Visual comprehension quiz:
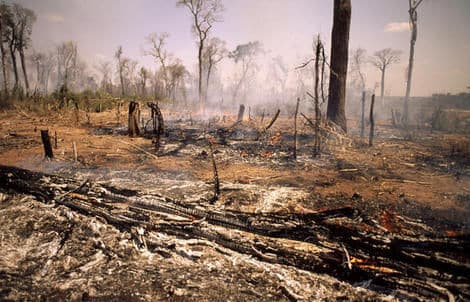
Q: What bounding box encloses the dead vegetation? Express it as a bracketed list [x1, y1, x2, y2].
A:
[0, 104, 469, 301]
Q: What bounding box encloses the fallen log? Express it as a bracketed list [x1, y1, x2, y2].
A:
[0, 165, 468, 301]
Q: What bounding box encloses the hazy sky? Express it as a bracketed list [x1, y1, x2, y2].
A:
[9, 0, 470, 96]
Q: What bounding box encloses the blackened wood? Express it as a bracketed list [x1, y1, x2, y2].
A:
[326, 0, 351, 132]
[128, 101, 140, 137]
[40, 130, 53, 159]
[369, 94, 375, 146]
[360, 91, 365, 137]
[208, 142, 220, 204]
[237, 104, 245, 122]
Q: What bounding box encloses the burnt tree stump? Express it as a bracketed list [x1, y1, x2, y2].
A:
[40, 130, 54, 159]
[147, 102, 164, 152]
[128, 101, 140, 137]
[369, 94, 375, 146]
[237, 104, 245, 122]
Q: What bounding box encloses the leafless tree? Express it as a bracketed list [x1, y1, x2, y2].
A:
[10, 3, 36, 92]
[126, 59, 138, 95]
[202, 37, 226, 102]
[0, 3, 11, 96]
[177, 0, 223, 105]
[31, 50, 55, 94]
[56, 41, 78, 92]
[5, 7, 19, 92]
[370, 48, 401, 106]
[138, 66, 149, 96]
[167, 60, 187, 100]
[114, 45, 128, 96]
[270, 55, 289, 100]
[327, 0, 351, 132]
[96, 60, 113, 94]
[404, 0, 425, 125]
[350, 48, 367, 92]
[145, 32, 171, 97]
[229, 41, 262, 102]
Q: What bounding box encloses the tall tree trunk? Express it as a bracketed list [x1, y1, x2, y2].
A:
[205, 63, 213, 105]
[369, 94, 375, 147]
[198, 41, 204, 107]
[119, 67, 125, 96]
[0, 20, 8, 96]
[9, 43, 19, 92]
[313, 36, 321, 156]
[326, 0, 351, 132]
[404, 8, 418, 126]
[380, 67, 385, 106]
[19, 49, 29, 91]
[360, 91, 365, 138]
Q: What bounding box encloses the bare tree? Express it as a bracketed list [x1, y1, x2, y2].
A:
[56, 41, 78, 93]
[165, 61, 185, 100]
[11, 3, 36, 92]
[126, 59, 138, 96]
[370, 48, 401, 106]
[138, 67, 149, 96]
[42, 51, 55, 94]
[145, 32, 171, 97]
[229, 41, 262, 102]
[177, 0, 223, 105]
[114, 46, 128, 96]
[327, 0, 351, 132]
[404, 0, 425, 125]
[0, 3, 11, 96]
[202, 37, 226, 102]
[96, 60, 112, 93]
[5, 6, 19, 93]
[270, 55, 289, 100]
[350, 48, 367, 92]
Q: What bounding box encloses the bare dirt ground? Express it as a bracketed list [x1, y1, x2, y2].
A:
[0, 105, 469, 301]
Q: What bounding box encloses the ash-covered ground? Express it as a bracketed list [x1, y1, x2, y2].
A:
[0, 108, 469, 301]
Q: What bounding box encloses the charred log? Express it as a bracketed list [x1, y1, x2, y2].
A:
[0, 165, 468, 300]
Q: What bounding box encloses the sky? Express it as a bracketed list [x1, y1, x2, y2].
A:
[9, 0, 470, 96]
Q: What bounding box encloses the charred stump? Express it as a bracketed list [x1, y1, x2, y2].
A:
[208, 140, 220, 204]
[369, 94, 375, 147]
[147, 102, 164, 152]
[40, 130, 54, 159]
[128, 101, 140, 137]
[237, 104, 245, 122]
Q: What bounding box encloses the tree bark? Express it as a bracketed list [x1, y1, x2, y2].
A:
[237, 104, 245, 122]
[128, 101, 140, 137]
[314, 37, 321, 156]
[380, 67, 385, 106]
[0, 18, 8, 97]
[19, 49, 29, 91]
[9, 42, 19, 93]
[198, 39, 204, 107]
[369, 94, 375, 147]
[404, 5, 419, 126]
[40, 130, 54, 159]
[327, 0, 351, 132]
[360, 91, 365, 138]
